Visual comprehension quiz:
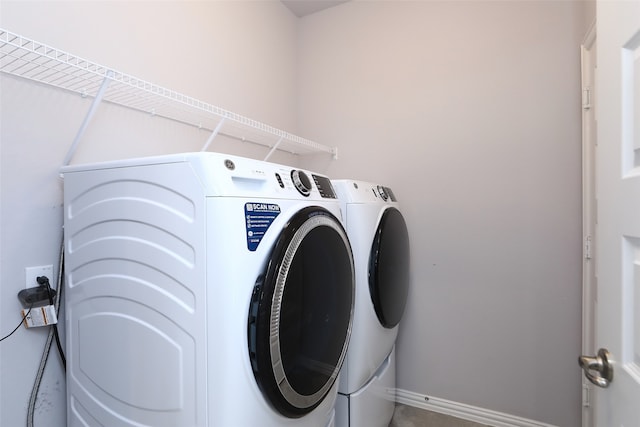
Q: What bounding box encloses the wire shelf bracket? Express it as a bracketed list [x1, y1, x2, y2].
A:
[0, 28, 338, 163]
[200, 118, 226, 153]
[62, 71, 113, 166]
[263, 136, 284, 162]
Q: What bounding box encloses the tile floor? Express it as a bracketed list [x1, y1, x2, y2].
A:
[389, 404, 490, 427]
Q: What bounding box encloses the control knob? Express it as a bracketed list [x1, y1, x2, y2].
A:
[291, 170, 312, 196]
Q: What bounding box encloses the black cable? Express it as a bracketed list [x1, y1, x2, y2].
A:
[28, 241, 65, 427]
[37, 276, 66, 370]
[0, 306, 32, 343]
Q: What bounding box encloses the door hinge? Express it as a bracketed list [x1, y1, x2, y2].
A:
[585, 236, 592, 260]
[582, 87, 592, 110]
[582, 383, 591, 407]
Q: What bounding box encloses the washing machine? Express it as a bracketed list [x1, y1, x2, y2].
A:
[331, 180, 410, 427]
[62, 152, 355, 427]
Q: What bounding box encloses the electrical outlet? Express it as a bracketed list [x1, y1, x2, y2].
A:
[25, 265, 54, 289]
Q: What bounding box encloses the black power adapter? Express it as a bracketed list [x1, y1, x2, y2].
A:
[18, 276, 56, 307]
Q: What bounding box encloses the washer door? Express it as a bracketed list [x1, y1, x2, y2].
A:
[369, 207, 410, 328]
[248, 207, 355, 418]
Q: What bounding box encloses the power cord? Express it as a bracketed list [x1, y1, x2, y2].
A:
[36, 276, 66, 369]
[0, 305, 33, 343]
[26, 240, 65, 427]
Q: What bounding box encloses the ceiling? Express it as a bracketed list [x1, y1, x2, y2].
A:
[281, 0, 349, 17]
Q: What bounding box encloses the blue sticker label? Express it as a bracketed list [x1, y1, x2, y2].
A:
[245, 202, 281, 251]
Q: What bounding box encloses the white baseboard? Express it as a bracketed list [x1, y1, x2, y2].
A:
[394, 389, 558, 427]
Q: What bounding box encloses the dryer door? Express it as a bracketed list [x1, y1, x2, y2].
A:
[248, 207, 355, 418]
[369, 207, 410, 328]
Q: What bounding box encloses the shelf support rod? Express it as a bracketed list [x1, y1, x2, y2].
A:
[200, 118, 226, 152]
[263, 136, 285, 162]
[62, 71, 113, 166]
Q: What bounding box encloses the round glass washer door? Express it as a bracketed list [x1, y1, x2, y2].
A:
[248, 207, 355, 418]
[369, 207, 410, 329]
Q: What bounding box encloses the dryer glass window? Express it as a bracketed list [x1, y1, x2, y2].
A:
[248, 207, 354, 418]
[369, 207, 410, 328]
[279, 225, 353, 393]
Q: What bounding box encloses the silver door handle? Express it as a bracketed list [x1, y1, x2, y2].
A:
[579, 348, 613, 388]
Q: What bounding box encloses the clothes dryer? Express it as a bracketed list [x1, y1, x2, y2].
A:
[62, 152, 355, 426]
[331, 180, 410, 427]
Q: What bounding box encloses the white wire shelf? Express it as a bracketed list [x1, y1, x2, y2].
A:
[0, 28, 337, 161]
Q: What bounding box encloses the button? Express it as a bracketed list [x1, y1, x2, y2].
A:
[377, 185, 389, 201]
[275, 173, 285, 188]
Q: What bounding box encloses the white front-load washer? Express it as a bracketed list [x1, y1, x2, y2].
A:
[62, 152, 355, 427]
[331, 180, 410, 427]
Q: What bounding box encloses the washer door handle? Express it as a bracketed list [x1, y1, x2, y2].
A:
[579, 348, 613, 388]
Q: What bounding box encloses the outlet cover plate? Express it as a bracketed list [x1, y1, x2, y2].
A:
[25, 265, 54, 289]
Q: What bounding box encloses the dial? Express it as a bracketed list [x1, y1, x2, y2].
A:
[291, 170, 312, 196]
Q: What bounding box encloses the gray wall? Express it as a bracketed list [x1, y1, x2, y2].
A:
[0, 2, 298, 425]
[296, 2, 590, 426]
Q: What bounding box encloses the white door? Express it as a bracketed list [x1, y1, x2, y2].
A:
[581, 0, 640, 424]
